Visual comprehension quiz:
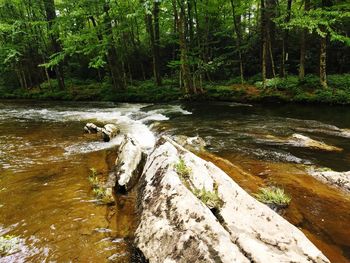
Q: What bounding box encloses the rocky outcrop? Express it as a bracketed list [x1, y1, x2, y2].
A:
[134, 137, 329, 263]
[84, 123, 120, 142]
[308, 167, 350, 193]
[114, 136, 146, 191]
[258, 133, 342, 152]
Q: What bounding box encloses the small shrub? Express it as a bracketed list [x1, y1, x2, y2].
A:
[254, 186, 291, 207]
[0, 235, 20, 256]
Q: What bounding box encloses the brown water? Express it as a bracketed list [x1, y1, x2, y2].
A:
[1, 100, 350, 262]
[0, 101, 174, 262]
[160, 102, 350, 263]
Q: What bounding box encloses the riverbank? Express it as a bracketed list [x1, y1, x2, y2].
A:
[1, 74, 349, 104]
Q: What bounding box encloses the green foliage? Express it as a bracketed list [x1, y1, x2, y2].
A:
[88, 168, 114, 204]
[175, 157, 192, 180]
[193, 185, 224, 210]
[254, 187, 291, 207]
[0, 235, 20, 256]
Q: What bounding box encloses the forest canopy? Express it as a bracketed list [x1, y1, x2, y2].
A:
[0, 0, 349, 101]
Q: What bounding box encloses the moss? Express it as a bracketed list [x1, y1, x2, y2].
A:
[254, 186, 291, 207]
[0, 235, 20, 256]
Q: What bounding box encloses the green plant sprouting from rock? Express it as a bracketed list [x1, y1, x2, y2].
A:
[175, 158, 191, 179]
[175, 158, 223, 211]
[0, 235, 20, 256]
[254, 186, 291, 207]
[88, 168, 114, 205]
[193, 185, 224, 210]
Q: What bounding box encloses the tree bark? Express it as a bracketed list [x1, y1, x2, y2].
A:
[43, 0, 65, 90]
[298, 0, 310, 81]
[153, 1, 162, 86]
[230, 0, 244, 84]
[178, 0, 195, 95]
[281, 0, 292, 78]
[320, 35, 327, 88]
[103, 2, 125, 90]
[261, 0, 267, 88]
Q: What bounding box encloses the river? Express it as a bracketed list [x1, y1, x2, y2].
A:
[0, 100, 349, 262]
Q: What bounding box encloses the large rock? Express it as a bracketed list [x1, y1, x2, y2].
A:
[114, 135, 146, 191]
[308, 167, 350, 193]
[135, 137, 329, 263]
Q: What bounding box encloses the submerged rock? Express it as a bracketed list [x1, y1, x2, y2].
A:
[289, 134, 342, 152]
[114, 135, 146, 191]
[308, 167, 350, 193]
[258, 133, 342, 152]
[135, 136, 329, 263]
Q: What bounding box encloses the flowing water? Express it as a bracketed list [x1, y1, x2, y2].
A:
[0, 100, 349, 262]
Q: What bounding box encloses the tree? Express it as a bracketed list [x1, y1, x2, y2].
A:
[43, 0, 65, 90]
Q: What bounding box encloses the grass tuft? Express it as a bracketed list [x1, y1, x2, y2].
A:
[175, 158, 191, 180]
[193, 185, 224, 210]
[254, 186, 291, 207]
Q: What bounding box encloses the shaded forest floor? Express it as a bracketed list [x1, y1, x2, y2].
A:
[1, 74, 350, 105]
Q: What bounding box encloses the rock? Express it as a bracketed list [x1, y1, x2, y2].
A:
[289, 134, 342, 152]
[257, 133, 342, 152]
[114, 135, 146, 191]
[84, 123, 102, 134]
[135, 136, 329, 263]
[101, 124, 120, 142]
[340, 128, 350, 138]
[308, 167, 350, 193]
[173, 135, 207, 152]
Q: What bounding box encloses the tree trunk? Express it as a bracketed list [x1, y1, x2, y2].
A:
[103, 2, 125, 90]
[320, 35, 327, 88]
[281, 0, 292, 78]
[43, 0, 65, 90]
[178, 0, 195, 95]
[261, 0, 267, 88]
[230, 0, 244, 84]
[299, 0, 310, 81]
[153, 1, 162, 86]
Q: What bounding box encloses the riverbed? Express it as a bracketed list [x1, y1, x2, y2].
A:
[0, 100, 349, 262]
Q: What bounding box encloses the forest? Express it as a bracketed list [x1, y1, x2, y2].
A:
[0, 0, 349, 103]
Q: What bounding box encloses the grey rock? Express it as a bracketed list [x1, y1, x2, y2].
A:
[135, 136, 329, 263]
